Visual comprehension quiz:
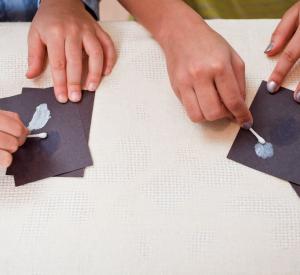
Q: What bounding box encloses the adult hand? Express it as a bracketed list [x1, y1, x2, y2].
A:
[265, 1, 300, 102]
[27, 0, 116, 103]
[159, 17, 253, 128]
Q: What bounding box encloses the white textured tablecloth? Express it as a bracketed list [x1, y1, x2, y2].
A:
[0, 20, 299, 275]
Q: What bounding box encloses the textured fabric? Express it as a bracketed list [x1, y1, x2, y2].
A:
[0, 0, 99, 21]
[184, 0, 296, 18]
[0, 20, 299, 274]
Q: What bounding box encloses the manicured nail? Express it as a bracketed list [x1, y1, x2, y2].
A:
[70, 91, 81, 102]
[267, 81, 279, 94]
[56, 93, 68, 104]
[294, 91, 300, 103]
[264, 42, 274, 53]
[242, 121, 253, 130]
[87, 82, 97, 92]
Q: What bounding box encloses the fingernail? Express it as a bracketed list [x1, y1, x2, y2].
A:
[56, 93, 68, 104]
[294, 91, 300, 103]
[70, 91, 81, 102]
[267, 80, 279, 94]
[242, 121, 253, 130]
[264, 42, 274, 53]
[87, 82, 97, 92]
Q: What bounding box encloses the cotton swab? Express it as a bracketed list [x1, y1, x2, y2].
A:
[249, 128, 266, 145]
[27, 132, 48, 139]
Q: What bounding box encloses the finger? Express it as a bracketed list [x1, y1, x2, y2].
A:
[180, 88, 204, 123]
[293, 82, 300, 103]
[194, 80, 231, 121]
[267, 28, 300, 94]
[83, 32, 104, 92]
[0, 150, 12, 168]
[215, 66, 253, 128]
[0, 111, 28, 145]
[65, 35, 83, 102]
[26, 28, 46, 79]
[95, 26, 117, 76]
[231, 53, 246, 100]
[0, 131, 19, 153]
[47, 37, 68, 103]
[265, 5, 299, 56]
[0, 112, 28, 143]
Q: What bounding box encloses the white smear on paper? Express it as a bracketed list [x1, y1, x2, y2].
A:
[254, 142, 274, 160]
[27, 103, 51, 131]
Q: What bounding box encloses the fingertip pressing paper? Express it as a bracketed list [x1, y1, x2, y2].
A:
[228, 81, 300, 196]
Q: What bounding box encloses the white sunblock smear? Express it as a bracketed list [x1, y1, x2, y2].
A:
[27, 103, 51, 131]
[254, 142, 274, 160]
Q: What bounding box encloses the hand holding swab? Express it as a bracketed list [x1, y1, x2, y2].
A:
[27, 132, 48, 139]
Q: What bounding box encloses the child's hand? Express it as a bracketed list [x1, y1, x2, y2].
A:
[0, 111, 28, 168]
[266, 1, 300, 101]
[27, 0, 116, 103]
[159, 18, 252, 128]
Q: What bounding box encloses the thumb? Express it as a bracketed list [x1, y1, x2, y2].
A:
[26, 28, 46, 79]
[264, 4, 299, 56]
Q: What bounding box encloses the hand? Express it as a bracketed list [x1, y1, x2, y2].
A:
[158, 16, 253, 128]
[0, 111, 28, 168]
[26, 0, 116, 103]
[265, 1, 300, 101]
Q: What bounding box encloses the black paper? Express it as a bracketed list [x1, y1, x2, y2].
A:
[228, 81, 300, 187]
[291, 183, 300, 197]
[21, 87, 95, 177]
[0, 91, 93, 186]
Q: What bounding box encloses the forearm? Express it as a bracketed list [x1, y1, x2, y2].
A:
[118, 0, 207, 46]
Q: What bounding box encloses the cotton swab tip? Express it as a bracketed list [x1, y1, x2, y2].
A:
[257, 136, 266, 145]
[249, 128, 266, 145]
[27, 132, 48, 139]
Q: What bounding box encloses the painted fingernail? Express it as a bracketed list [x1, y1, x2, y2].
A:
[264, 42, 274, 53]
[56, 93, 68, 104]
[87, 82, 97, 92]
[294, 91, 300, 103]
[267, 81, 279, 94]
[70, 91, 81, 102]
[242, 121, 253, 130]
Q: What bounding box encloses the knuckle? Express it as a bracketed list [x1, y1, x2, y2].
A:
[8, 138, 19, 153]
[282, 49, 297, 64]
[67, 51, 82, 64]
[7, 111, 20, 120]
[189, 65, 205, 79]
[52, 59, 66, 71]
[188, 109, 204, 123]
[88, 72, 101, 83]
[14, 123, 25, 137]
[226, 98, 242, 112]
[48, 24, 64, 37]
[272, 67, 285, 81]
[68, 25, 80, 36]
[205, 108, 224, 121]
[68, 81, 81, 87]
[89, 46, 102, 57]
[175, 72, 192, 88]
[210, 62, 226, 75]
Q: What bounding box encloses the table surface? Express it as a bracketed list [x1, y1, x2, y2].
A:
[0, 20, 299, 275]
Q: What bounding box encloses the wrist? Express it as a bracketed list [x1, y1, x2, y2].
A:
[154, 5, 208, 48]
